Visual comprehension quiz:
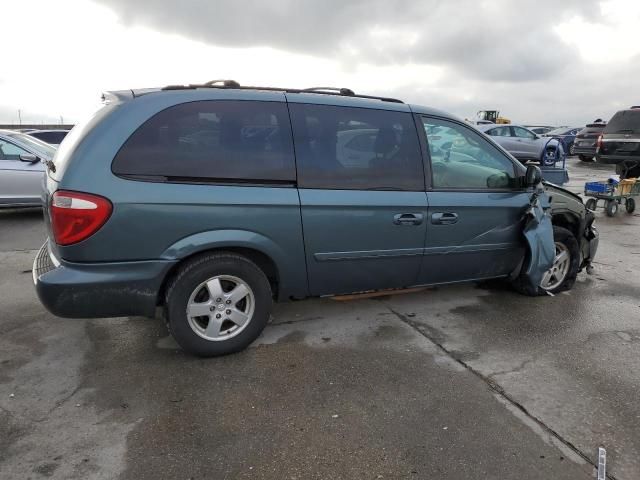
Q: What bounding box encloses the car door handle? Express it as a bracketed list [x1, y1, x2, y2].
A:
[393, 213, 424, 226]
[431, 212, 458, 225]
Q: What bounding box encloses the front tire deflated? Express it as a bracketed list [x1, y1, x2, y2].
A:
[165, 252, 273, 357]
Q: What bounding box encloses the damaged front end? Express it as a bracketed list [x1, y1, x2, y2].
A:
[521, 184, 556, 291]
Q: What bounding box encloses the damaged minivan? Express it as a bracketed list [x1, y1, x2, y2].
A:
[33, 81, 599, 356]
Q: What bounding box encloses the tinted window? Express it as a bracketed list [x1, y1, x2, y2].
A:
[290, 104, 423, 190]
[113, 100, 295, 182]
[513, 127, 536, 139]
[423, 117, 516, 189]
[0, 139, 29, 160]
[31, 131, 68, 144]
[605, 110, 640, 134]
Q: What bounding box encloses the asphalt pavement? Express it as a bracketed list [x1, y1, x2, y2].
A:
[1, 158, 638, 479]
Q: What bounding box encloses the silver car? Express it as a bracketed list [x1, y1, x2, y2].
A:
[0, 130, 55, 207]
[477, 124, 564, 166]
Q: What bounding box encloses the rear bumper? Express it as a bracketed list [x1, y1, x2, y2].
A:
[33, 241, 176, 318]
[572, 146, 596, 156]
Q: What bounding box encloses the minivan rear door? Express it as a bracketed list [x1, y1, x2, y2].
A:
[418, 116, 528, 284]
[288, 98, 428, 296]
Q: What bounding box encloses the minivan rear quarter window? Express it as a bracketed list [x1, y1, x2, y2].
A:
[289, 104, 424, 190]
[113, 100, 295, 183]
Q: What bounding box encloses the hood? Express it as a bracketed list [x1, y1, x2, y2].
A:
[543, 181, 582, 203]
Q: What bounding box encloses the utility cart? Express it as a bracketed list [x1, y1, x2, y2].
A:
[584, 179, 640, 216]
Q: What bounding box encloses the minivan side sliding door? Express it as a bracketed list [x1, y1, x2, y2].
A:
[418, 116, 529, 285]
[289, 101, 428, 296]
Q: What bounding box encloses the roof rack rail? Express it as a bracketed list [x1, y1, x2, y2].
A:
[303, 87, 355, 96]
[161, 80, 404, 103]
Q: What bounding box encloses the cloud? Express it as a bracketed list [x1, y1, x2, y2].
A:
[97, 0, 599, 82]
[2, 0, 638, 126]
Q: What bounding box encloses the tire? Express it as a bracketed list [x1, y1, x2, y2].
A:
[578, 155, 593, 162]
[616, 163, 640, 179]
[165, 252, 273, 357]
[626, 197, 636, 214]
[585, 198, 597, 211]
[569, 143, 575, 156]
[542, 154, 556, 167]
[513, 226, 580, 296]
[606, 199, 618, 217]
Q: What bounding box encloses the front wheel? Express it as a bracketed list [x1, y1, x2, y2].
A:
[513, 226, 580, 296]
[606, 200, 618, 217]
[165, 252, 273, 357]
[578, 155, 593, 162]
[569, 143, 575, 156]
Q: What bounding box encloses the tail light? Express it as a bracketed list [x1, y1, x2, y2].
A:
[596, 134, 603, 152]
[50, 190, 112, 245]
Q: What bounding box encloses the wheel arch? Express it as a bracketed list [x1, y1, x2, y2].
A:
[551, 211, 582, 239]
[156, 229, 310, 306]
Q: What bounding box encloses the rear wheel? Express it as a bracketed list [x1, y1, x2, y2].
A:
[165, 252, 273, 357]
[606, 200, 618, 217]
[626, 197, 636, 214]
[569, 143, 575, 156]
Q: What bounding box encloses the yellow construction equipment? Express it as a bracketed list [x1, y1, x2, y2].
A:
[477, 110, 511, 124]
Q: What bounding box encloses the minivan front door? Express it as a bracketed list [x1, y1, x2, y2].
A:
[0, 139, 45, 206]
[419, 116, 529, 284]
[288, 100, 427, 296]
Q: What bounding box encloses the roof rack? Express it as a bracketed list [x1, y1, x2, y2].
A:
[161, 80, 404, 104]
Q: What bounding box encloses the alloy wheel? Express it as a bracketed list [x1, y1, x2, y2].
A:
[186, 275, 255, 341]
[540, 242, 570, 291]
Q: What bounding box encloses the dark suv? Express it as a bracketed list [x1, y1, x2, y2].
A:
[597, 107, 640, 178]
[33, 81, 598, 356]
[574, 121, 607, 162]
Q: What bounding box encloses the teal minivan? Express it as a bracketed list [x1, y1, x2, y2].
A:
[33, 81, 598, 356]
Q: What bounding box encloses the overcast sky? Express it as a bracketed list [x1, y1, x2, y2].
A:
[2, 0, 638, 126]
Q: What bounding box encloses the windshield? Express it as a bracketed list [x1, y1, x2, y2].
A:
[605, 110, 640, 134]
[6, 132, 57, 158]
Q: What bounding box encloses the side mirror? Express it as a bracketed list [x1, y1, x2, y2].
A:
[19, 153, 39, 163]
[524, 165, 542, 187]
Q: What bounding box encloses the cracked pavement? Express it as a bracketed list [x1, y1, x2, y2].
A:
[1, 159, 639, 479]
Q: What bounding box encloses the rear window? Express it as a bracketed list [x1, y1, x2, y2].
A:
[605, 110, 640, 134]
[289, 104, 423, 190]
[112, 100, 295, 183]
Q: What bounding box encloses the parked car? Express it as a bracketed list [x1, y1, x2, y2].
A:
[524, 125, 555, 135]
[28, 129, 70, 146]
[477, 124, 565, 166]
[543, 127, 581, 155]
[33, 82, 598, 356]
[0, 130, 55, 207]
[574, 122, 607, 162]
[596, 107, 640, 178]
